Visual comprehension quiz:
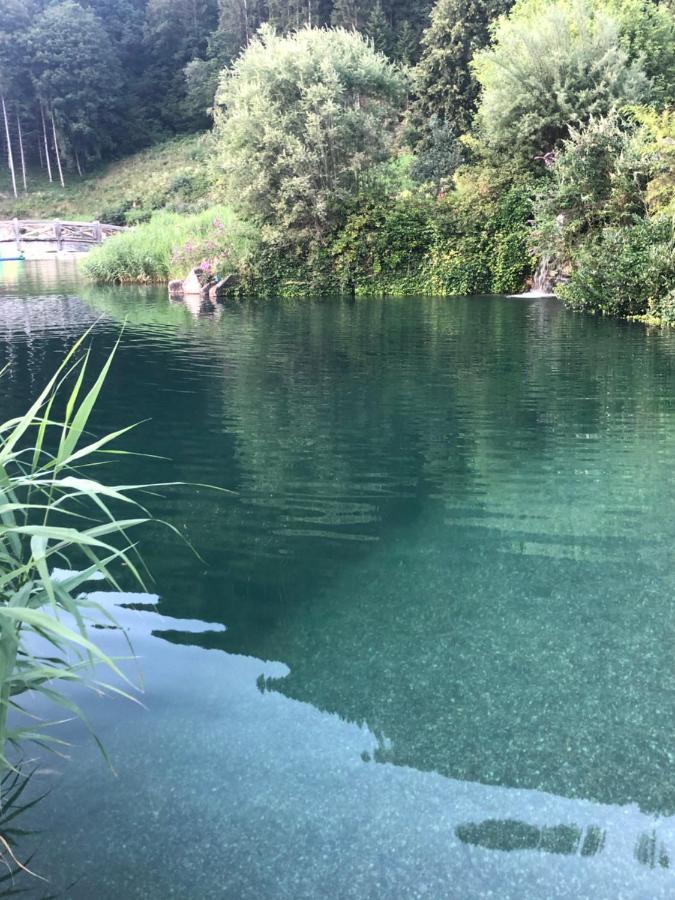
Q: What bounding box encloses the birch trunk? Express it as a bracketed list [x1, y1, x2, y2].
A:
[16, 115, 27, 191]
[41, 104, 53, 183]
[50, 112, 65, 187]
[1, 96, 17, 199]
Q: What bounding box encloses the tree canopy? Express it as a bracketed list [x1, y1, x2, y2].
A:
[214, 25, 406, 243]
[473, 0, 649, 162]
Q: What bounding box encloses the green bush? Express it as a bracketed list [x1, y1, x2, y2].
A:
[557, 217, 675, 317]
[237, 183, 534, 298]
[473, 0, 649, 164]
[330, 197, 436, 295]
[214, 25, 406, 245]
[426, 185, 534, 295]
[532, 114, 649, 263]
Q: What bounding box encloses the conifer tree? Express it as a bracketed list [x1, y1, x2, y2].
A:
[331, 0, 364, 29]
[411, 0, 514, 141]
[366, 1, 393, 54]
[394, 20, 418, 64]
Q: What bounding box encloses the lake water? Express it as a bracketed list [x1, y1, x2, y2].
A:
[0, 261, 674, 898]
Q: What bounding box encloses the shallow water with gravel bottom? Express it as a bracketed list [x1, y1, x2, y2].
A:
[0, 260, 674, 898]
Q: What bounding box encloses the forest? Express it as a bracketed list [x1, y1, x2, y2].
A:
[1, 0, 674, 319]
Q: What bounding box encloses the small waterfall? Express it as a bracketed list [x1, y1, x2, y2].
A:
[532, 254, 554, 295]
[509, 254, 556, 298]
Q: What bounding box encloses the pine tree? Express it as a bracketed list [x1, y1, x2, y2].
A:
[331, 0, 363, 30]
[394, 19, 417, 64]
[366, 1, 393, 55]
[268, 0, 320, 31]
[411, 0, 514, 142]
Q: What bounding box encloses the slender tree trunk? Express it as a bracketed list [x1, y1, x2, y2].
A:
[1, 96, 17, 199]
[243, 0, 249, 42]
[16, 115, 27, 191]
[41, 104, 53, 183]
[50, 111, 65, 188]
[74, 148, 83, 177]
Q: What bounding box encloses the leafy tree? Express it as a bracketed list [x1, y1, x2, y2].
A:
[514, 0, 675, 108]
[27, 1, 125, 167]
[473, 0, 649, 164]
[213, 25, 406, 243]
[410, 0, 514, 142]
[629, 105, 675, 216]
[0, 0, 35, 100]
[141, 0, 219, 132]
[604, 0, 675, 108]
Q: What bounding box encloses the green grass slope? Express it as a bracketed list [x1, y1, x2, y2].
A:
[0, 134, 215, 222]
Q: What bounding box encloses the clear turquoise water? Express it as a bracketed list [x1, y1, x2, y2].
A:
[0, 261, 674, 898]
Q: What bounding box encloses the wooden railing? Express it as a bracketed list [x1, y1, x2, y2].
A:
[0, 219, 126, 250]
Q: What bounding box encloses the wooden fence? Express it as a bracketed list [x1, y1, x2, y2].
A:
[0, 219, 126, 251]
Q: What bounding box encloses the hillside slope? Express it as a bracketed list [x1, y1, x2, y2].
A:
[0, 134, 215, 223]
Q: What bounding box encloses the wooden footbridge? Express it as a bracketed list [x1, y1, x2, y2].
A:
[0, 218, 125, 257]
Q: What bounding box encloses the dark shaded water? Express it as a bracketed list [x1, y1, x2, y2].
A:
[0, 260, 674, 898]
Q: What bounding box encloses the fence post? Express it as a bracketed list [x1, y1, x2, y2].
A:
[53, 219, 62, 251]
[12, 218, 20, 252]
[94, 220, 102, 243]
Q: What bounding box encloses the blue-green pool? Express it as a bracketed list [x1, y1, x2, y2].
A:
[0, 261, 674, 898]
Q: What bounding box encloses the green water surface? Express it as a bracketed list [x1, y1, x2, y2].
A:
[0, 261, 673, 898]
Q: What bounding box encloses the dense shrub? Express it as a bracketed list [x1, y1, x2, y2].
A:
[473, 0, 648, 164]
[557, 218, 675, 318]
[237, 184, 534, 298]
[532, 114, 650, 264]
[213, 25, 406, 245]
[330, 197, 436, 295]
[629, 106, 675, 217]
[427, 185, 534, 295]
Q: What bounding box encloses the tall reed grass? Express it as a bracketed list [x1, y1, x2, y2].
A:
[0, 329, 160, 776]
[82, 206, 257, 284]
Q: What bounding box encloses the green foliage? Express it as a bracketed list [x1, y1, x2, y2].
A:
[604, 0, 675, 108]
[213, 25, 406, 245]
[0, 332, 151, 771]
[473, 0, 649, 164]
[83, 206, 256, 282]
[410, 116, 463, 190]
[331, 196, 436, 294]
[426, 184, 534, 295]
[27, 1, 125, 165]
[629, 105, 675, 216]
[0, 134, 212, 220]
[240, 239, 341, 297]
[411, 0, 514, 141]
[366, 1, 394, 55]
[238, 183, 534, 297]
[558, 217, 675, 318]
[533, 114, 650, 263]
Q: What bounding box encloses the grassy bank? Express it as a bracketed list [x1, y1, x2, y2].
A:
[82, 206, 257, 283]
[83, 183, 535, 296]
[0, 134, 214, 223]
